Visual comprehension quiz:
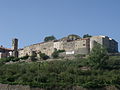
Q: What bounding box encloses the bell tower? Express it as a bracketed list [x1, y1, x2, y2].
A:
[12, 38, 18, 57]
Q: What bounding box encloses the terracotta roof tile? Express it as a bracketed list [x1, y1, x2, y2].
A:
[0, 47, 13, 51]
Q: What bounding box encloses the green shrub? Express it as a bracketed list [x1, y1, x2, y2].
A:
[0, 56, 120, 88]
[20, 55, 29, 60]
[0, 56, 20, 63]
[88, 43, 109, 69]
[52, 51, 59, 58]
[39, 53, 49, 60]
[30, 55, 37, 61]
[52, 49, 65, 59]
[44, 36, 56, 42]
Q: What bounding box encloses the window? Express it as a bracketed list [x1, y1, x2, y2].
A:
[43, 48, 46, 50]
[83, 44, 86, 46]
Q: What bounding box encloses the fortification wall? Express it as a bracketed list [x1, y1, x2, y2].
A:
[109, 39, 118, 52]
[90, 36, 103, 51]
[62, 41, 75, 51]
[75, 48, 89, 54]
[53, 41, 63, 50]
[75, 40, 86, 49]
[18, 39, 91, 57]
[18, 41, 54, 57]
[18, 36, 118, 58]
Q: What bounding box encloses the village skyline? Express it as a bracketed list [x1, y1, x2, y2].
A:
[0, 0, 120, 50]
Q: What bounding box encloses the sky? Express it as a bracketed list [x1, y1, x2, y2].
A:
[0, 0, 120, 50]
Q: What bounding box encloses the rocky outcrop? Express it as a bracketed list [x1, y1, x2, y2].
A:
[0, 84, 119, 90]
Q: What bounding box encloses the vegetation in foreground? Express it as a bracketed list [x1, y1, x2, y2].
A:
[0, 44, 120, 89]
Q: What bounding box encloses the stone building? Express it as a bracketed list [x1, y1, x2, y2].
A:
[18, 35, 118, 58]
[0, 35, 118, 59]
[90, 36, 118, 53]
[109, 38, 118, 53]
[0, 38, 18, 58]
[0, 46, 13, 58]
[18, 41, 55, 57]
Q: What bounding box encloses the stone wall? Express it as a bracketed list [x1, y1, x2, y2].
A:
[18, 38, 94, 57]
[90, 36, 103, 51]
[109, 38, 118, 53]
[74, 38, 90, 54]
[75, 48, 89, 55]
[75, 39, 88, 49]
[0, 84, 119, 90]
[19, 41, 55, 57]
[62, 41, 75, 51]
[18, 35, 118, 58]
[90, 36, 118, 53]
[53, 41, 63, 50]
[0, 48, 11, 58]
[0, 84, 30, 90]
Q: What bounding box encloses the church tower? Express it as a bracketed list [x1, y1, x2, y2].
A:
[12, 38, 18, 57]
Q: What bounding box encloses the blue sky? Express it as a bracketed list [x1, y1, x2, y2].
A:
[0, 0, 120, 50]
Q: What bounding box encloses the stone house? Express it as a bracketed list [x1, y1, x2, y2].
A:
[0, 38, 18, 58]
[0, 46, 13, 58]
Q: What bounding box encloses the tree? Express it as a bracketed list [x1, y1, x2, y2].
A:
[20, 55, 29, 60]
[44, 36, 56, 42]
[30, 55, 37, 61]
[52, 50, 59, 59]
[52, 48, 59, 58]
[52, 49, 65, 59]
[83, 34, 92, 38]
[88, 43, 109, 69]
[39, 53, 49, 60]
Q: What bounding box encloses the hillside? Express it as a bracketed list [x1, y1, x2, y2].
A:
[0, 44, 120, 89]
[0, 56, 120, 89]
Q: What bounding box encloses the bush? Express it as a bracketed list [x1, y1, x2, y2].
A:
[20, 55, 29, 60]
[104, 56, 120, 69]
[88, 43, 109, 69]
[83, 34, 92, 38]
[39, 53, 49, 60]
[12, 57, 20, 62]
[30, 55, 37, 61]
[0, 56, 20, 63]
[52, 49, 65, 59]
[44, 36, 56, 42]
[0, 54, 120, 89]
[52, 51, 59, 59]
[75, 54, 86, 59]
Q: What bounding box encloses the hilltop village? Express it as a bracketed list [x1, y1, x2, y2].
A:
[0, 34, 120, 90]
[0, 34, 118, 59]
